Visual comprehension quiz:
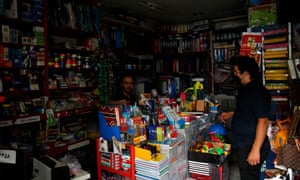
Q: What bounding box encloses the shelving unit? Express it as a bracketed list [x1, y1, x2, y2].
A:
[97, 14, 156, 96]
[212, 27, 245, 95]
[0, 14, 46, 121]
[0, 6, 48, 171]
[0, 0, 154, 162]
[35, 1, 103, 159]
[153, 28, 210, 73]
[0, 2, 103, 169]
[46, 21, 99, 110]
[261, 23, 292, 117]
[153, 22, 212, 96]
[210, 16, 248, 95]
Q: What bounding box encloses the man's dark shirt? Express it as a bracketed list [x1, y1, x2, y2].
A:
[231, 80, 271, 149]
[112, 91, 137, 105]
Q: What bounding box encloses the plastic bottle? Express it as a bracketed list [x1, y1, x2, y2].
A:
[60, 53, 65, 68]
[71, 54, 77, 68]
[65, 53, 72, 69]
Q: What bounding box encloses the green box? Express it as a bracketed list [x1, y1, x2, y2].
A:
[248, 3, 277, 27]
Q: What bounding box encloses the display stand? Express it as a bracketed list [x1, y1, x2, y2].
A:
[187, 119, 230, 180]
[95, 137, 135, 180]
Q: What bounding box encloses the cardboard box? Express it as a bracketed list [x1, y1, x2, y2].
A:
[188, 150, 226, 164]
[33, 156, 69, 180]
[196, 100, 205, 112]
[248, 3, 277, 27]
[2, 25, 10, 42]
[188, 141, 231, 164]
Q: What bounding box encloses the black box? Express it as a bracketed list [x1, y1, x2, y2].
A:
[188, 150, 227, 164]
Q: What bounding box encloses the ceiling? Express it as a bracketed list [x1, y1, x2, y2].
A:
[100, 0, 249, 24]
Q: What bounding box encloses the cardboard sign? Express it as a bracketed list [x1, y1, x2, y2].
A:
[0, 149, 16, 164]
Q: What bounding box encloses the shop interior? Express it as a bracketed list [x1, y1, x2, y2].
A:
[0, 0, 300, 179]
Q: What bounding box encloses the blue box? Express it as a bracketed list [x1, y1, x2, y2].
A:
[98, 111, 120, 141]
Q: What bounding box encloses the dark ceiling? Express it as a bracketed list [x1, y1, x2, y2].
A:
[100, 0, 249, 24]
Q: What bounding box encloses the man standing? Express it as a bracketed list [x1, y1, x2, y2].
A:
[109, 74, 138, 105]
[221, 56, 271, 180]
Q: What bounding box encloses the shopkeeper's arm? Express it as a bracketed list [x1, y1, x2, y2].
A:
[220, 111, 234, 123]
[108, 99, 128, 105]
[247, 117, 269, 166]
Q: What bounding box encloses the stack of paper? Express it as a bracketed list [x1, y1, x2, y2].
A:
[135, 154, 169, 180]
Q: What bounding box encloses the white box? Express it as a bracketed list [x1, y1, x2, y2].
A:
[33, 156, 69, 180]
[2, 25, 10, 42]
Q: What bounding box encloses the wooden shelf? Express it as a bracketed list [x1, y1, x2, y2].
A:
[0, 114, 44, 127]
[47, 25, 98, 38]
[45, 139, 91, 157]
[101, 17, 155, 33]
[0, 15, 43, 27]
[71, 169, 91, 180]
[54, 106, 97, 118]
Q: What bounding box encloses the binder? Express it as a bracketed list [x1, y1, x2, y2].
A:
[98, 109, 121, 141]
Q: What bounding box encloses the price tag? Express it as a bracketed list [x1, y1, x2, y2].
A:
[0, 149, 16, 164]
[14, 115, 40, 125]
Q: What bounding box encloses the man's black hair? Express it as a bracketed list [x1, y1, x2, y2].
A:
[119, 73, 135, 83]
[230, 55, 260, 80]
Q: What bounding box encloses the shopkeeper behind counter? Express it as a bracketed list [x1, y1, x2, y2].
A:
[109, 74, 138, 106]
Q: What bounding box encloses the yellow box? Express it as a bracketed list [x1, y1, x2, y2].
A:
[183, 101, 195, 111]
[135, 146, 152, 160]
[133, 135, 147, 145]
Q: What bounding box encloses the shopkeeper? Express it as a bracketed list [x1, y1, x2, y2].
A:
[109, 74, 138, 105]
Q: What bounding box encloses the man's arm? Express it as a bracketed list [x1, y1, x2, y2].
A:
[108, 99, 128, 105]
[247, 117, 269, 166]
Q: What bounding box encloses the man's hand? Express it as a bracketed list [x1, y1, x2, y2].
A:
[247, 149, 260, 166]
[220, 112, 234, 123]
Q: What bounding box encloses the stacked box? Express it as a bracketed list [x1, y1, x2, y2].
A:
[101, 152, 122, 170]
[177, 119, 201, 154]
[36, 48, 45, 66]
[168, 160, 179, 180]
[188, 145, 230, 180]
[2, 25, 9, 43]
[21, 0, 43, 23]
[188, 146, 228, 164]
[3, 0, 17, 18]
[178, 159, 188, 179]
[3, 47, 11, 67]
[9, 28, 19, 43]
[160, 135, 185, 160]
[10, 48, 22, 67]
[33, 26, 44, 46]
[159, 135, 186, 179]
